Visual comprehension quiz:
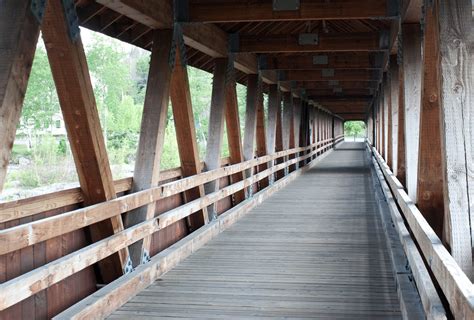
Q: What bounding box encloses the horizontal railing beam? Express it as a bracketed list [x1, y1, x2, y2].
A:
[0, 140, 334, 311]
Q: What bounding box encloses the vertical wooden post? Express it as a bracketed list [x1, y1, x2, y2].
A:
[282, 92, 292, 173]
[438, 0, 473, 278]
[376, 95, 380, 150]
[204, 58, 228, 220]
[42, 0, 129, 281]
[125, 30, 174, 266]
[380, 91, 385, 157]
[416, 1, 445, 239]
[0, 0, 40, 193]
[255, 90, 268, 189]
[397, 52, 407, 186]
[266, 84, 279, 182]
[402, 23, 422, 202]
[390, 55, 399, 174]
[275, 91, 284, 179]
[385, 72, 392, 168]
[170, 45, 209, 230]
[0, 2, 40, 318]
[242, 74, 259, 194]
[291, 97, 301, 170]
[224, 71, 245, 204]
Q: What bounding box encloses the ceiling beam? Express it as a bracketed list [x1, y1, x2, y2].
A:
[259, 53, 384, 70]
[305, 89, 374, 96]
[291, 81, 379, 90]
[235, 31, 389, 53]
[187, 0, 396, 23]
[279, 70, 381, 82]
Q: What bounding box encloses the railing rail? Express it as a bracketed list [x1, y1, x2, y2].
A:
[0, 138, 337, 312]
[368, 142, 474, 319]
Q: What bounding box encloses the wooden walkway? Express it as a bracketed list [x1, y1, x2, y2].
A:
[110, 142, 402, 319]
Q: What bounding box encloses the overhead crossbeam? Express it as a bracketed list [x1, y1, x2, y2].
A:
[186, 0, 397, 23]
[292, 81, 378, 90]
[259, 53, 385, 70]
[233, 31, 390, 53]
[279, 70, 381, 82]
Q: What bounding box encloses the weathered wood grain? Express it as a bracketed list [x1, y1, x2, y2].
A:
[42, 0, 129, 281]
[438, 0, 473, 279]
[401, 23, 422, 202]
[0, 0, 40, 193]
[170, 45, 209, 229]
[126, 29, 174, 266]
[373, 147, 474, 318]
[105, 142, 403, 319]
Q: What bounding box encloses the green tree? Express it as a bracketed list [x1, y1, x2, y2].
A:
[344, 121, 366, 140]
[22, 43, 60, 132]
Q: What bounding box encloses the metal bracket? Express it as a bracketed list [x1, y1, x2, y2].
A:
[273, 0, 300, 11]
[170, 23, 187, 67]
[31, 0, 47, 24]
[386, 0, 400, 17]
[174, 0, 189, 22]
[379, 30, 390, 50]
[313, 55, 328, 65]
[257, 55, 268, 70]
[141, 250, 151, 265]
[268, 173, 275, 185]
[225, 53, 235, 85]
[61, 0, 80, 42]
[277, 70, 286, 82]
[321, 68, 335, 77]
[229, 33, 240, 53]
[124, 257, 134, 274]
[298, 33, 319, 45]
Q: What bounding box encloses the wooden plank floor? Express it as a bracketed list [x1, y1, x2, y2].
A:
[110, 142, 402, 319]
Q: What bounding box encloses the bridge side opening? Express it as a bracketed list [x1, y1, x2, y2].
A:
[0, 0, 473, 319]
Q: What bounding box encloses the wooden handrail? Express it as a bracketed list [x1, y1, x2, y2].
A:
[0, 141, 331, 311]
[370, 145, 474, 318]
[0, 140, 332, 255]
[0, 158, 232, 223]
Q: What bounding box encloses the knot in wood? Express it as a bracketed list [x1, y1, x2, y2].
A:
[452, 83, 463, 94]
[429, 94, 438, 103]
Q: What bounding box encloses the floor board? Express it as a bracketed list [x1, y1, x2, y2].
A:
[110, 142, 402, 319]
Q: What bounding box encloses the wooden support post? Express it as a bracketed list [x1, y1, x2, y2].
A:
[0, 1, 40, 193]
[282, 92, 293, 174]
[438, 0, 473, 278]
[170, 45, 209, 230]
[390, 56, 399, 174]
[255, 90, 268, 189]
[416, 1, 445, 240]
[380, 91, 385, 158]
[266, 84, 279, 182]
[397, 55, 407, 186]
[224, 73, 245, 204]
[42, 0, 129, 282]
[204, 58, 228, 220]
[242, 74, 259, 194]
[402, 23, 422, 202]
[275, 93, 284, 179]
[125, 30, 174, 266]
[375, 96, 380, 150]
[291, 98, 301, 170]
[385, 72, 392, 168]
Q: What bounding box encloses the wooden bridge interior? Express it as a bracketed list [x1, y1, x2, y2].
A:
[0, 0, 473, 319]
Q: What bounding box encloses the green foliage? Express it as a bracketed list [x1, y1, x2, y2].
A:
[21, 44, 59, 130]
[344, 121, 366, 139]
[5, 29, 253, 196]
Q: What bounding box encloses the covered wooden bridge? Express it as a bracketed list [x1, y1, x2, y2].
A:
[0, 0, 473, 319]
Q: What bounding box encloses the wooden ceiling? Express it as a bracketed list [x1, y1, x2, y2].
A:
[75, 0, 416, 120]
